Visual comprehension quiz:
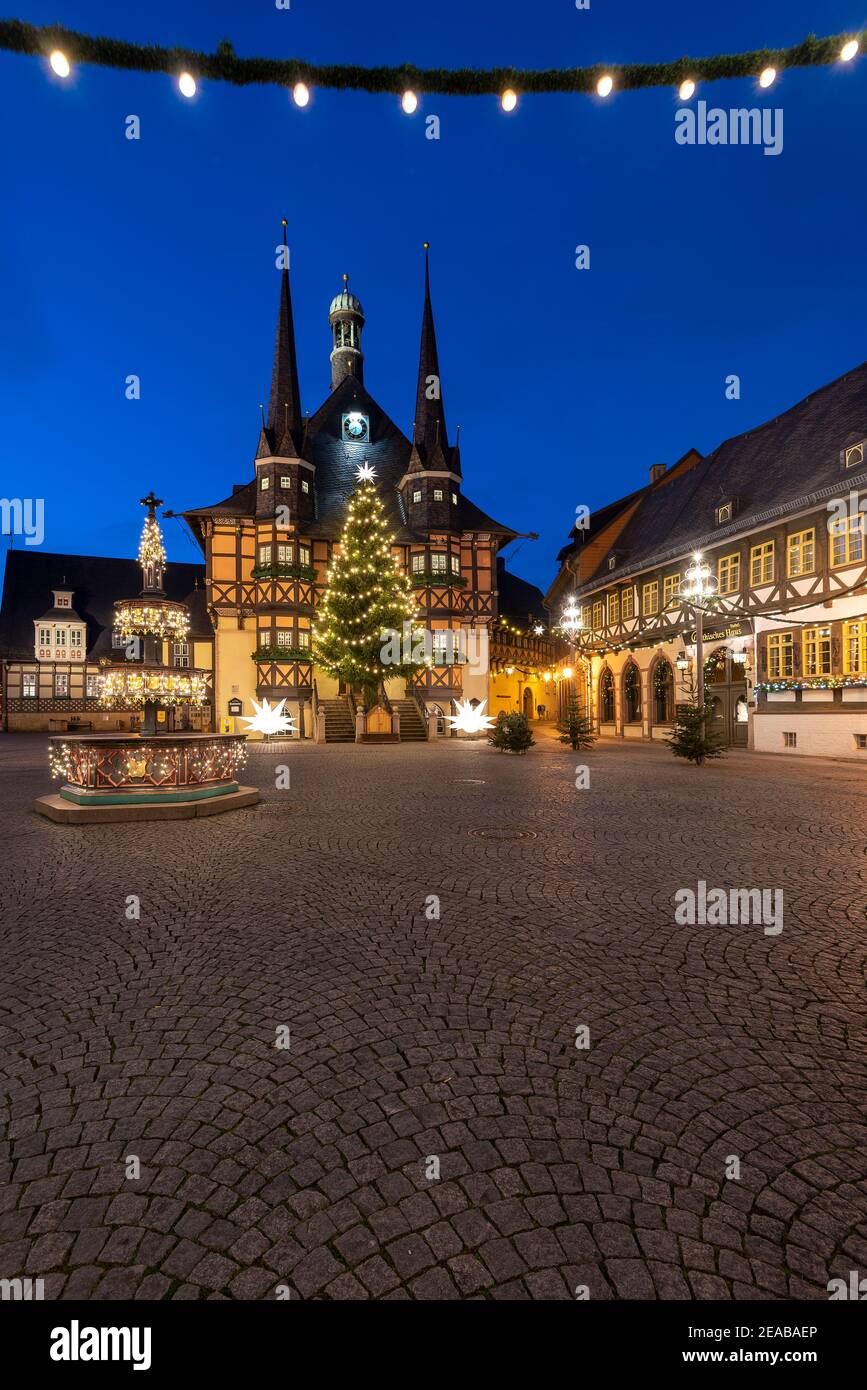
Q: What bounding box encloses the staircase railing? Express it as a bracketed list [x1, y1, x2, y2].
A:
[377, 683, 393, 716]
[346, 688, 357, 720]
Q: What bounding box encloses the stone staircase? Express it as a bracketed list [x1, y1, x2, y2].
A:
[320, 696, 355, 743]
[392, 699, 428, 742]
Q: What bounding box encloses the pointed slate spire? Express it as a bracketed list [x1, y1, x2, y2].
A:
[267, 220, 302, 456]
[413, 243, 449, 467]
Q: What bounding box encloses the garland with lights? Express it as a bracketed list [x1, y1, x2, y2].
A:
[312, 480, 424, 704]
[2, 20, 861, 100]
[755, 675, 867, 692]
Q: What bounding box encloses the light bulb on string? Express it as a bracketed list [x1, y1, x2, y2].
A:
[597, 74, 614, 97]
[678, 79, 696, 101]
[49, 50, 71, 79]
[401, 89, 419, 114]
[178, 71, 197, 98]
[293, 81, 310, 106]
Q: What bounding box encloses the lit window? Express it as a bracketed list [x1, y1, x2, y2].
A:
[71, 629, 83, 647]
[39, 627, 51, 646]
[767, 632, 794, 679]
[715, 502, 732, 525]
[844, 618, 867, 674]
[642, 581, 659, 615]
[277, 543, 293, 563]
[803, 626, 832, 676]
[582, 605, 592, 630]
[592, 600, 603, 631]
[608, 591, 619, 624]
[433, 488, 444, 502]
[431, 553, 447, 575]
[280, 475, 291, 488]
[261, 476, 270, 490]
[23, 672, 37, 697]
[830, 514, 865, 567]
[55, 673, 68, 697]
[86, 674, 98, 698]
[717, 553, 741, 595]
[844, 441, 865, 470]
[750, 541, 774, 586]
[450, 554, 460, 575]
[173, 642, 190, 669]
[787, 529, 815, 576]
[783, 731, 797, 749]
[297, 630, 310, 650]
[301, 479, 310, 494]
[621, 588, 635, 619]
[112, 632, 126, 648]
[411, 553, 425, 574]
[259, 545, 272, 565]
[276, 630, 292, 647]
[55, 629, 66, 647]
[298, 544, 311, 566]
[451, 492, 458, 505]
[608, 556, 617, 571]
[663, 573, 681, 607]
[412, 489, 422, 504]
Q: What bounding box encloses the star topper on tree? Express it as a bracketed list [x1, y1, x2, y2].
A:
[355, 461, 377, 484]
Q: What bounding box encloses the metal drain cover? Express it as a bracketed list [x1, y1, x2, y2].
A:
[468, 828, 537, 840]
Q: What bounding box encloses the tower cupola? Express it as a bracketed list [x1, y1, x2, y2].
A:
[329, 274, 365, 390]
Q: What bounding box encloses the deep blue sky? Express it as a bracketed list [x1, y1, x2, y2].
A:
[1, 1, 865, 595]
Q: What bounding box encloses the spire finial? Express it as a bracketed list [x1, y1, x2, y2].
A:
[343, 272, 349, 289]
[139, 490, 163, 516]
[281, 217, 288, 247]
[259, 403, 265, 428]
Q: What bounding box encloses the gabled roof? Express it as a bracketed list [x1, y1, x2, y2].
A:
[496, 558, 547, 624]
[0, 551, 208, 661]
[578, 363, 867, 588]
[412, 249, 455, 473]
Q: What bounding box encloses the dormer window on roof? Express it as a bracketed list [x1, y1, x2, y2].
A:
[608, 556, 617, 571]
[843, 439, 865, 470]
[715, 500, 734, 525]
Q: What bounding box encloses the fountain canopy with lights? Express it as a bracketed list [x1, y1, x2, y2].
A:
[35, 494, 260, 822]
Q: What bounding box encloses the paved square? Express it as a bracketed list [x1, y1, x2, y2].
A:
[1, 733, 865, 1300]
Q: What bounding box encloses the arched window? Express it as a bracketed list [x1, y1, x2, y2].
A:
[653, 659, 674, 724]
[599, 668, 615, 723]
[623, 663, 642, 722]
[704, 647, 729, 683]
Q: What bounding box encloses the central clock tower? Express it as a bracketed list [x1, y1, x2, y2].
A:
[329, 275, 365, 390]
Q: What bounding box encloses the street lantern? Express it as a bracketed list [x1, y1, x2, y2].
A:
[681, 552, 718, 730]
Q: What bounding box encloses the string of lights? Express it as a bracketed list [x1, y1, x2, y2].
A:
[3, 20, 861, 111]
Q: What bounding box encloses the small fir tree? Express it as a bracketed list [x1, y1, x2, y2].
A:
[665, 696, 725, 765]
[489, 711, 535, 754]
[557, 695, 596, 750]
[313, 481, 422, 707]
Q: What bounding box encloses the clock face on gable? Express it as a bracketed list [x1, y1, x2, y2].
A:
[342, 411, 369, 443]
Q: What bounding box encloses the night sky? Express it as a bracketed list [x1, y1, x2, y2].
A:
[2, 0, 865, 596]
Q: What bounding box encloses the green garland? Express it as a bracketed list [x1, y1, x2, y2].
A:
[0, 19, 861, 96]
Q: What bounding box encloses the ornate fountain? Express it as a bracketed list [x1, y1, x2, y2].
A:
[36, 494, 259, 822]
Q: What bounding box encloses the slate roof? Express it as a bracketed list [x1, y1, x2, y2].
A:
[496, 558, 547, 625]
[0, 552, 208, 661]
[570, 362, 867, 593]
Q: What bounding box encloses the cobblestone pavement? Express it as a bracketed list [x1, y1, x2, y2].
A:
[1, 731, 865, 1301]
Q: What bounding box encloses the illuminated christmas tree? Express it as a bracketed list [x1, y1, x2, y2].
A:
[313, 476, 422, 707]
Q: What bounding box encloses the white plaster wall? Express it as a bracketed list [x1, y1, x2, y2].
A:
[754, 713, 867, 758]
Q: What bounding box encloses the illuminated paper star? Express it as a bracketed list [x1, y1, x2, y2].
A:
[355, 461, 377, 483]
[239, 697, 296, 736]
[445, 698, 496, 734]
